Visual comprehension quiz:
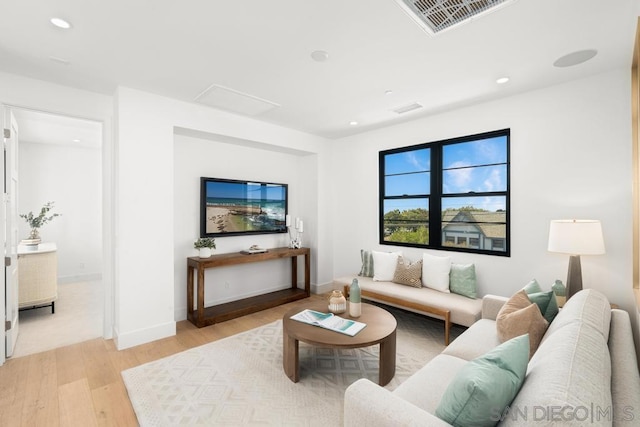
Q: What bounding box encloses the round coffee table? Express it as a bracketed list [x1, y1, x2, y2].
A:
[282, 301, 397, 386]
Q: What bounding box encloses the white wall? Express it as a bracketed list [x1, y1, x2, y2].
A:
[330, 68, 634, 316]
[19, 141, 102, 281]
[173, 133, 322, 320]
[115, 87, 329, 349]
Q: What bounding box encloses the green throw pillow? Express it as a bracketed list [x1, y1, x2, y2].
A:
[435, 334, 529, 427]
[523, 279, 542, 294]
[358, 249, 374, 277]
[449, 263, 477, 299]
[526, 290, 559, 324]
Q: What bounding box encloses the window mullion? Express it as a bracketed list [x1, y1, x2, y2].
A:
[431, 143, 442, 248]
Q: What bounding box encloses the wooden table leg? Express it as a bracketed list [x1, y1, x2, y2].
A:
[304, 252, 310, 296]
[283, 330, 299, 382]
[291, 256, 298, 290]
[187, 265, 194, 323]
[378, 329, 396, 386]
[196, 266, 205, 327]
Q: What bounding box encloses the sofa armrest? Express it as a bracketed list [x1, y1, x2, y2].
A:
[609, 309, 640, 422]
[344, 379, 451, 427]
[481, 294, 508, 320]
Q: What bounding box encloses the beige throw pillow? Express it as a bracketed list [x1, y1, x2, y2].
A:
[392, 257, 423, 288]
[496, 290, 548, 358]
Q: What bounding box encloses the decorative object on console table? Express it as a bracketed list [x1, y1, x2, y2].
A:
[19, 201, 61, 246]
[286, 215, 304, 248]
[240, 245, 268, 254]
[547, 219, 605, 301]
[194, 237, 216, 258]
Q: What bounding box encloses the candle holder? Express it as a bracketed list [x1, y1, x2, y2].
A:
[288, 217, 303, 248]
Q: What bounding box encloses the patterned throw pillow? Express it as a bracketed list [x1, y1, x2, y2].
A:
[358, 249, 374, 277]
[392, 257, 423, 288]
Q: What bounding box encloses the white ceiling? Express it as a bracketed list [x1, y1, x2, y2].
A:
[11, 108, 102, 148]
[0, 0, 638, 139]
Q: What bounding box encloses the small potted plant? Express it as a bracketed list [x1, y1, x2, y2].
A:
[194, 237, 216, 258]
[19, 201, 61, 244]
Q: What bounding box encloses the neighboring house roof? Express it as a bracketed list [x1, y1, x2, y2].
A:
[442, 210, 506, 239]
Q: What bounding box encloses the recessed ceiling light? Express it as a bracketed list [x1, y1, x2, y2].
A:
[349, 121, 358, 126]
[72, 138, 81, 143]
[50, 17, 72, 29]
[385, 90, 394, 95]
[496, 77, 510, 84]
[553, 49, 597, 68]
[310, 50, 329, 62]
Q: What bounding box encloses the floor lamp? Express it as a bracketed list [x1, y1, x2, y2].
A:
[547, 220, 605, 301]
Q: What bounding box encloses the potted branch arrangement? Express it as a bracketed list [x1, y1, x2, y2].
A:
[19, 201, 61, 245]
[194, 237, 216, 258]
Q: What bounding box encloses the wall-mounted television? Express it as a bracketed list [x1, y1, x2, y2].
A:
[200, 177, 288, 238]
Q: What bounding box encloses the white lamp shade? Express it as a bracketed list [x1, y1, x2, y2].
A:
[548, 220, 605, 255]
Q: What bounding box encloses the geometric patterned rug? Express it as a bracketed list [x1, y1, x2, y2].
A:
[122, 304, 464, 426]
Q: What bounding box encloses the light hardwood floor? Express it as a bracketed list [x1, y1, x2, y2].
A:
[0, 293, 326, 426]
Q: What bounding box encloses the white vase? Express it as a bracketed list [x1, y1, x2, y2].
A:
[198, 247, 212, 258]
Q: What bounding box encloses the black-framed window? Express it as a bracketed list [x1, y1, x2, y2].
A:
[379, 129, 510, 256]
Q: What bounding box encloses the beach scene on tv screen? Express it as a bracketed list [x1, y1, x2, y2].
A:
[205, 180, 287, 234]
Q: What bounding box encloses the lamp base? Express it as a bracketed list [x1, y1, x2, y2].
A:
[566, 255, 583, 301]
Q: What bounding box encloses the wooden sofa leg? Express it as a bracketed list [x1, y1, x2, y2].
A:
[51, 301, 55, 314]
[444, 312, 451, 346]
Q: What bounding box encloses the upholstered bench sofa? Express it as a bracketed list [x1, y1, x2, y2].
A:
[344, 289, 640, 426]
[334, 250, 482, 344]
[333, 275, 482, 345]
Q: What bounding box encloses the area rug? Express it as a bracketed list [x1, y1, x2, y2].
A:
[122, 305, 463, 426]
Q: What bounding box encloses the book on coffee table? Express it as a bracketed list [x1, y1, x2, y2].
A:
[290, 309, 367, 336]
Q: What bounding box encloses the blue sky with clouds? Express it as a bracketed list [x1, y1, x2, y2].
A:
[384, 135, 507, 213]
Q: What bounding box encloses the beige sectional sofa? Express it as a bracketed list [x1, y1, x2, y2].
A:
[334, 275, 482, 344]
[344, 289, 640, 426]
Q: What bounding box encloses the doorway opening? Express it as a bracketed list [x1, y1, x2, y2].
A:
[10, 107, 104, 357]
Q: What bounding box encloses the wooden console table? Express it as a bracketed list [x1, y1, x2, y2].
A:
[187, 247, 310, 327]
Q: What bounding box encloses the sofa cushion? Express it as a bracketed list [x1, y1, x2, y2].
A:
[372, 250, 401, 282]
[358, 249, 374, 277]
[496, 290, 548, 358]
[422, 253, 452, 292]
[443, 319, 501, 361]
[449, 263, 477, 299]
[435, 334, 529, 427]
[500, 321, 612, 426]
[393, 354, 468, 413]
[542, 289, 611, 343]
[392, 256, 422, 288]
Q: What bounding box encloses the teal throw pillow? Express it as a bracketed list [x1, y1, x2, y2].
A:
[449, 263, 477, 299]
[526, 290, 559, 324]
[435, 334, 529, 427]
[523, 279, 542, 294]
[358, 249, 374, 277]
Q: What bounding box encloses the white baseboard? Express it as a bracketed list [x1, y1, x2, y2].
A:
[114, 320, 176, 350]
[312, 281, 335, 294]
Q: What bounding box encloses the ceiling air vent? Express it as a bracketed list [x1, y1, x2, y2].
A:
[394, 0, 516, 35]
[392, 102, 423, 114]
